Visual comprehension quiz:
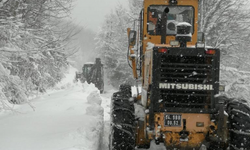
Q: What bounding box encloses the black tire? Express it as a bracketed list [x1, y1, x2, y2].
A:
[109, 84, 135, 150]
[207, 142, 227, 150]
[227, 99, 250, 150]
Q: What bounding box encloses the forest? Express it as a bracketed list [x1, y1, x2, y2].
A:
[0, 0, 75, 108]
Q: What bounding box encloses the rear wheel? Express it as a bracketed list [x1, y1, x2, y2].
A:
[109, 84, 135, 150]
[227, 99, 250, 150]
[207, 143, 227, 150]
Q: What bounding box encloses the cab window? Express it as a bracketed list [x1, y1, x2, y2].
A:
[147, 5, 194, 35]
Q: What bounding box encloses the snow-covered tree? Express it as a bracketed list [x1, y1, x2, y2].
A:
[96, 5, 132, 88]
[96, 1, 143, 88]
[128, 0, 143, 19]
[199, 0, 250, 67]
[199, 0, 250, 99]
[0, 0, 73, 108]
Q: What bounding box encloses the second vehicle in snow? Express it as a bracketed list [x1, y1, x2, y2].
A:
[75, 58, 104, 93]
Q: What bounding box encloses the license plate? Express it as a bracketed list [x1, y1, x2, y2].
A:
[165, 114, 182, 127]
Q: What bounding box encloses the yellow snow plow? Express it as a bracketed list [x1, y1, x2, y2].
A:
[109, 0, 250, 150]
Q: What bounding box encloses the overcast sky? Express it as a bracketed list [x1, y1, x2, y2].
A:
[71, 0, 128, 32]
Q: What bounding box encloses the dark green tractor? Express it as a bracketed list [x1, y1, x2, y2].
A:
[75, 58, 104, 93]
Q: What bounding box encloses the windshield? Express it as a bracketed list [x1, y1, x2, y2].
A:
[147, 5, 194, 35]
[83, 65, 93, 76]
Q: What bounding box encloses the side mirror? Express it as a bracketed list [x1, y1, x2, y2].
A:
[129, 30, 137, 46]
[197, 32, 205, 43]
[196, 32, 205, 48]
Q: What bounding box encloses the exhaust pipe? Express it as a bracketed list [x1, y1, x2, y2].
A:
[161, 7, 169, 44]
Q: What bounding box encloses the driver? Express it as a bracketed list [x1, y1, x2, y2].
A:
[148, 8, 158, 34]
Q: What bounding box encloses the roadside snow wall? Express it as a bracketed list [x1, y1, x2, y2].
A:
[220, 64, 250, 104]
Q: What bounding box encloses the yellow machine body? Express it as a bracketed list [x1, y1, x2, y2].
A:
[128, 0, 228, 149]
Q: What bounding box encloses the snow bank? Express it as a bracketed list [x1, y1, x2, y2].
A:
[0, 67, 105, 150]
[67, 82, 104, 150]
[77, 87, 104, 150]
[54, 65, 78, 90]
[87, 91, 102, 105]
[86, 91, 104, 116]
[82, 82, 99, 94]
[220, 64, 250, 104]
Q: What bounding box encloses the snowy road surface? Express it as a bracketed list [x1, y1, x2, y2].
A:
[0, 83, 104, 150]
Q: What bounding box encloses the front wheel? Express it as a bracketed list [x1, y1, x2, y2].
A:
[227, 99, 250, 150]
[109, 84, 135, 150]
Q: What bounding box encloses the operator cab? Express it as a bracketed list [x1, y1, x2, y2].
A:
[141, 0, 200, 47]
[147, 5, 194, 36]
[82, 63, 94, 84]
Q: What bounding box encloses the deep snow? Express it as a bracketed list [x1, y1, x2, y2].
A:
[0, 66, 167, 150]
[0, 67, 105, 150]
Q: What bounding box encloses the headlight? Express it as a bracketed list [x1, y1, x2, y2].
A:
[170, 40, 179, 46]
[169, 0, 178, 5]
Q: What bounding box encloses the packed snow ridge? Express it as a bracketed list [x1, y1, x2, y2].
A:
[0, 66, 105, 150]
